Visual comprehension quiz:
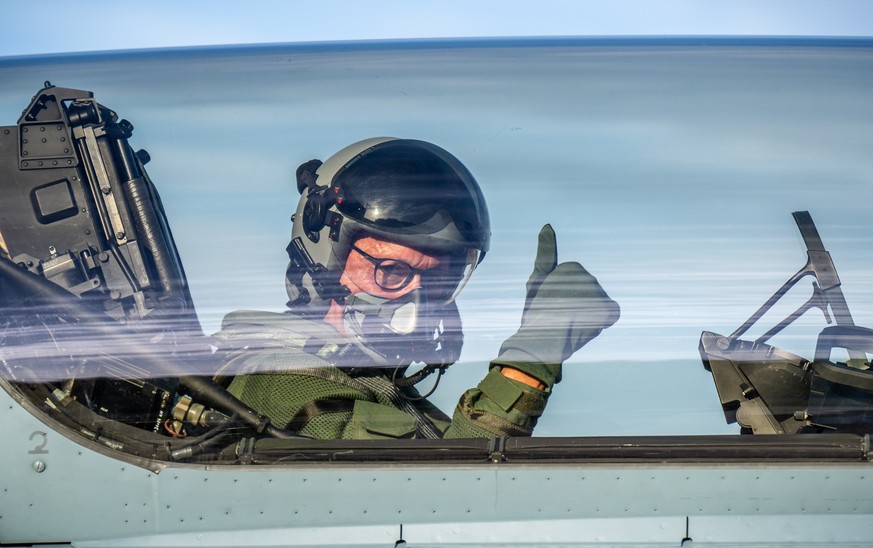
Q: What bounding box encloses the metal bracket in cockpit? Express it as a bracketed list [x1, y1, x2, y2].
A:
[700, 211, 873, 435]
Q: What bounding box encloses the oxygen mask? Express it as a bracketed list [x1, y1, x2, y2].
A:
[343, 287, 441, 365]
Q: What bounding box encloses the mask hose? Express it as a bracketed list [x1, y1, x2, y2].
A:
[392, 363, 450, 400]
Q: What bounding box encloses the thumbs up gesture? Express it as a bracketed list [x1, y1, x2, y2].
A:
[495, 224, 620, 388]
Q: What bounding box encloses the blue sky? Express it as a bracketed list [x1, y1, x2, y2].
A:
[1, 0, 872, 57]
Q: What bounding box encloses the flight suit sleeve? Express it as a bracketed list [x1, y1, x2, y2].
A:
[441, 224, 620, 439]
[443, 365, 553, 438]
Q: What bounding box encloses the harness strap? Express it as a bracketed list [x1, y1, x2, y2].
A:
[286, 398, 356, 432]
[353, 374, 444, 439]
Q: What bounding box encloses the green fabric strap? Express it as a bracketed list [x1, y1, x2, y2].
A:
[286, 398, 356, 432]
[476, 368, 547, 416]
[449, 391, 535, 438]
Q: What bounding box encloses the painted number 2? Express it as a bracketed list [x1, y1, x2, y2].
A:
[28, 431, 48, 455]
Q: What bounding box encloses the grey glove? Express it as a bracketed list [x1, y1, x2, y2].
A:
[494, 224, 620, 388]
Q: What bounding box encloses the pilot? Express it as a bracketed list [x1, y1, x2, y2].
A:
[213, 138, 619, 439]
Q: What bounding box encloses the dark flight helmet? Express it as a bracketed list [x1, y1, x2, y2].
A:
[286, 137, 491, 311]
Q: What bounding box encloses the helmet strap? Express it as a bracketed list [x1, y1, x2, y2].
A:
[285, 237, 350, 309]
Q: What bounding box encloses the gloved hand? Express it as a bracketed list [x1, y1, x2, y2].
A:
[494, 224, 620, 388]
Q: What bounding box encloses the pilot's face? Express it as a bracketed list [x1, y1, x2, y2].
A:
[339, 235, 446, 300]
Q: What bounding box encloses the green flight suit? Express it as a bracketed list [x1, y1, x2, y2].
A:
[212, 310, 554, 440]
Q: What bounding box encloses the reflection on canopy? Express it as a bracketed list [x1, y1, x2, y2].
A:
[1, 40, 872, 453]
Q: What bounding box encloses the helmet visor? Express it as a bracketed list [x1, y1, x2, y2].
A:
[332, 140, 490, 253]
[422, 247, 479, 303]
[351, 243, 479, 303]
